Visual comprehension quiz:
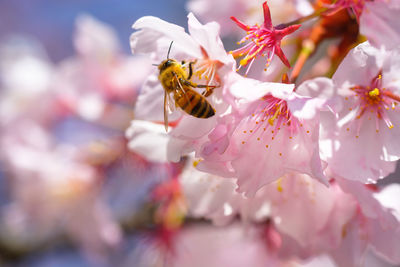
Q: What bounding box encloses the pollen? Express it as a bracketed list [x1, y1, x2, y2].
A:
[347, 73, 400, 133]
[240, 58, 248, 66]
[245, 94, 303, 148]
[368, 88, 380, 97]
[193, 159, 202, 167]
[277, 178, 283, 192]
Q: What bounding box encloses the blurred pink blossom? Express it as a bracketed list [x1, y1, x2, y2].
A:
[56, 15, 151, 123]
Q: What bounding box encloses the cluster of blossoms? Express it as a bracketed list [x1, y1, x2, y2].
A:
[128, 0, 400, 266]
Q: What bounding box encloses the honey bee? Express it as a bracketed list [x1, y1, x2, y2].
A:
[158, 42, 217, 131]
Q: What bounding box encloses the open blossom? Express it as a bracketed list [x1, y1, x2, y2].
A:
[130, 12, 234, 121]
[299, 41, 400, 183]
[187, 0, 312, 37]
[198, 76, 329, 197]
[230, 1, 301, 74]
[187, 0, 309, 81]
[127, 13, 237, 162]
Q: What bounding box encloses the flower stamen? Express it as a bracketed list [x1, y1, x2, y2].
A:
[230, 1, 301, 73]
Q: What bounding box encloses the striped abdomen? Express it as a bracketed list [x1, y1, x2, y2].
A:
[174, 88, 215, 118]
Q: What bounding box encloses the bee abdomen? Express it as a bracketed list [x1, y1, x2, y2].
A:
[175, 91, 215, 119]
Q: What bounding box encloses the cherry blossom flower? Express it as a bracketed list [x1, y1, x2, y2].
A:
[188, 0, 310, 82]
[197, 76, 329, 197]
[130, 12, 234, 121]
[127, 13, 237, 163]
[230, 1, 301, 74]
[187, 0, 311, 37]
[299, 41, 400, 183]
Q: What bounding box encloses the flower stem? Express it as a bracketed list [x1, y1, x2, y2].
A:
[290, 39, 316, 83]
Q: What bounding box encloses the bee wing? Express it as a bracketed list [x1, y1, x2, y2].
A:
[168, 92, 175, 111]
[164, 90, 169, 132]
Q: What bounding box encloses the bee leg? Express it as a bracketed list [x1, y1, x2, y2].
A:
[196, 84, 217, 97]
[174, 75, 191, 103]
[202, 86, 215, 97]
[179, 77, 197, 87]
[179, 78, 217, 97]
[187, 61, 194, 80]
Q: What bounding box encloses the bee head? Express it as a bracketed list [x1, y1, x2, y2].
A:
[158, 59, 178, 73]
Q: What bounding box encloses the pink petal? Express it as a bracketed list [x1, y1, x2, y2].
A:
[187, 13, 233, 65]
[262, 1, 273, 30]
[360, 1, 400, 49]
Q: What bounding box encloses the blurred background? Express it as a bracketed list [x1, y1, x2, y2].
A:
[0, 0, 188, 61]
[0, 1, 189, 266]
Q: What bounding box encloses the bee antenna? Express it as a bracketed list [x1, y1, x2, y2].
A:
[152, 63, 158, 66]
[167, 41, 173, 59]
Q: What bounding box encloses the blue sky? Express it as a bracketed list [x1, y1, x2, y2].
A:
[0, 0, 188, 61]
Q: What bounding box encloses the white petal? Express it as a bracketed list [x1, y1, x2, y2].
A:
[130, 16, 201, 59]
[126, 120, 169, 162]
[374, 184, 400, 221]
